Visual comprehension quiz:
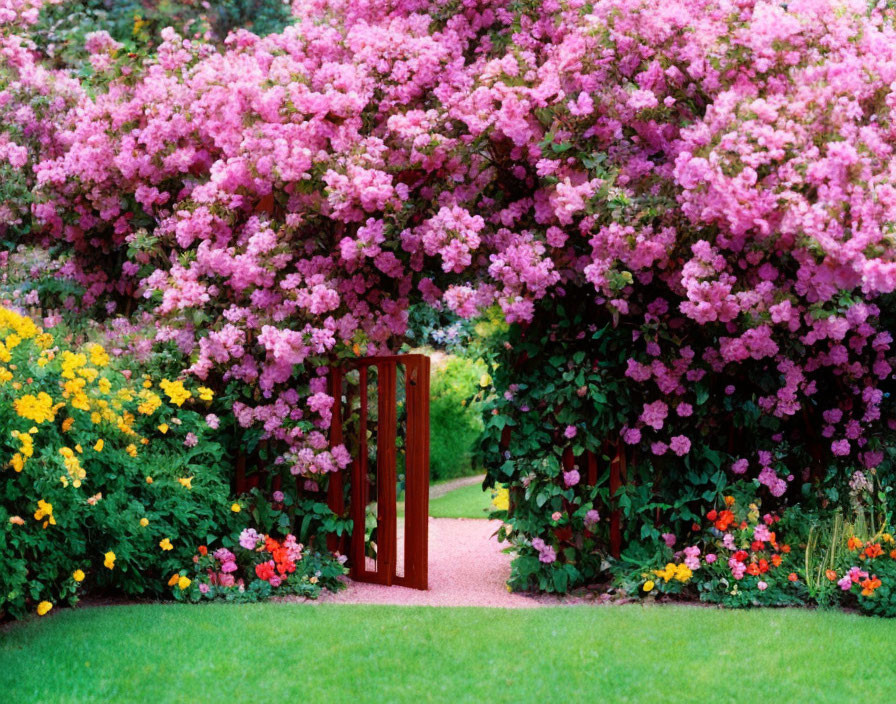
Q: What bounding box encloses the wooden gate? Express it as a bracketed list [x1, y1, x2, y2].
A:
[327, 354, 430, 590]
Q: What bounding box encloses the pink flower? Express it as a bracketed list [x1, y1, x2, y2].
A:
[639, 401, 669, 430]
[183, 432, 198, 448]
[669, 435, 691, 456]
[757, 581, 768, 591]
[551, 512, 562, 522]
[205, 414, 220, 429]
[564, 425, 577, 439]
[563, 470, 580, 487]
[662, 533, 676, 548]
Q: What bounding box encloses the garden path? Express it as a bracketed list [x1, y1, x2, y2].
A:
[315, 518, 590, 608]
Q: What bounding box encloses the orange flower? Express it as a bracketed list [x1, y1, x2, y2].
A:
[781, 544, 791, 554]
[860, 577, 882, 597]
[746, 563, 760, 576]
[848, 536, 863, 551]
[825, 569, 838, 581]
[771, 554, 782, 567]
[788, 573, 798, 582]
[864, 543, 883, 559]
[168, 573, 180, 587]
[889, 550, 896, 560]
[198, 545, 208, 556]
[724, 495, 735, 507]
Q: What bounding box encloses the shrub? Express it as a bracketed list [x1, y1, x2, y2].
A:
[0, 306, 245, 619]
[429, 355, 487, 481]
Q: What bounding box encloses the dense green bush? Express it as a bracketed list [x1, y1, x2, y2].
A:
[429, 355, 487, 482]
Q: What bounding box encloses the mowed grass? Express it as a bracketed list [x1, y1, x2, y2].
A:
[429, 481, 494, 519]
[2, 603, 894, 703]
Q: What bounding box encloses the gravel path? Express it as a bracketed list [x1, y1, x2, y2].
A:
[316, 518, 583, 608]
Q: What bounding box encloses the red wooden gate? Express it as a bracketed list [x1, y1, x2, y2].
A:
[327, 354, 430, 590]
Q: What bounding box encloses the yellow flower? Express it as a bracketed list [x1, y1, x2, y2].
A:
[13, 392, 57, 424]
[643, 580, 655, 593]
[479, 373, 492, 387]
[491, 487, 510, 511]
[177, 576, 191, 590]
[146, 476, 153, 484]
[168, 573, 180, 587]
[231, 503, 241, 513]
[674, 564, 693, 583]
[158, 423, 169, 434]
[97, 377, 112, 394]
[159, 379, 192, 407]
[197, 386, 214, 402]
[93, 439, 104, 452]
[139, 518, 149, 527]
[86, 343, 109, 367]
[137, 390, 162, 415]
[104, 551, 116, 569]
[10, 453, 24, 472]
[159, 538, 173, 551]
[142, 380, 152, 389]
[178, 477, 193, 490]
[36, 601, 53, 616]
[73, 569, 85, 583]
[126, 444, 138, 457]
[34, 499, 55, 525]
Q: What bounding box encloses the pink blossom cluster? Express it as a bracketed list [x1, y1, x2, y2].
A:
[6, 0, 894, 481]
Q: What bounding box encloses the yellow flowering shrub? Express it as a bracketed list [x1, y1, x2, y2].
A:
[0, 307, 244, 621]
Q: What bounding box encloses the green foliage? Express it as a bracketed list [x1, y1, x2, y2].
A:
[429, 355, 487, 481]
[34, 0, 293, 72]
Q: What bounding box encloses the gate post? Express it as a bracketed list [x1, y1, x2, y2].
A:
[326, 366, 346, 554]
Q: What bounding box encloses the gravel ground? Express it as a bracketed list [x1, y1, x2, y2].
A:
[316, 518, 589, 608]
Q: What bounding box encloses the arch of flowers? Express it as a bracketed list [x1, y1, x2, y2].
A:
[3, 0, 896, 592]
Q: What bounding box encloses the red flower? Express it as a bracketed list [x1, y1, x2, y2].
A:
[198, 545, 208, 556]
[788, 573, 798, 582]
[746, 563, 760, 576]
[264, 537, 280, 553]
[751, 540, 765, 552]
[758, 559, 769, 574]
[707, 510, 718, 522]
[255, 560, 276, 581]
[714, 510, 735, 531]
[733, 550, 748, 563]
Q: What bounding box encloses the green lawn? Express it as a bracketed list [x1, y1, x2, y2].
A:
[428, 481, 494, 518]
[2, 603, 894, 702]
